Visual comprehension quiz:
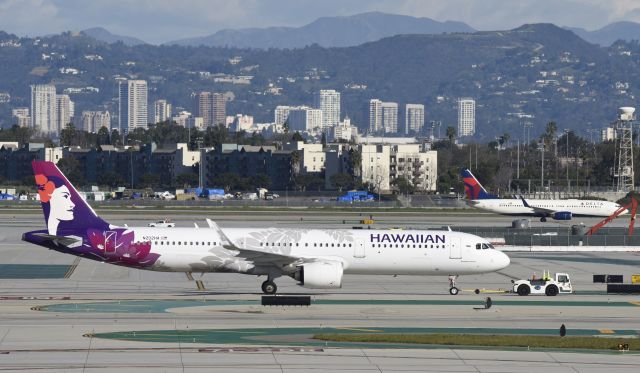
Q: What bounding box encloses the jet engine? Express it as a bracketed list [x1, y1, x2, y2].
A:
[294, 260, 343, 289]
[552, 211, 572, 220]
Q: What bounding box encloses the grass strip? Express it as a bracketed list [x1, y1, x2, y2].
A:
[313, 333, 639, 351]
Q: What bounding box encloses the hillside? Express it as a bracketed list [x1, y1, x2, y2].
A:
[0, 23, 638, 140]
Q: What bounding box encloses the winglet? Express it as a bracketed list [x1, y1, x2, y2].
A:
[520, 196, 532, 208]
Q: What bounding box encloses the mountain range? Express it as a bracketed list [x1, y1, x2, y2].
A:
[77, 12, 640, 49]
[166, 12, 475, 48]
[568, 21, 640, 46]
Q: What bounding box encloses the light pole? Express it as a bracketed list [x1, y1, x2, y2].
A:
[539, 141, 545, 191]
[564, 129, 570, 192]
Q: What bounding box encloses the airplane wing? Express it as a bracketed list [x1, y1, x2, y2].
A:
[206, 218, 310, 267]
[520, 197, 555, 215]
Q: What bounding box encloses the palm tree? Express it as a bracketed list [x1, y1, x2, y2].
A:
[446, 126, 456, 149]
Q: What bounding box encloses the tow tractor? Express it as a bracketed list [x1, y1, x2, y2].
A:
[512, 271, 572, 296]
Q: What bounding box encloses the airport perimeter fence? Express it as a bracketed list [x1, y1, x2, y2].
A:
[503, 234, 640, 247]
[0, 195, 465, 209]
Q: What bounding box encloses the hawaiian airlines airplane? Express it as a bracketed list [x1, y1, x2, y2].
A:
[22, 161, 510, 295]
[462, 169, 625, 222]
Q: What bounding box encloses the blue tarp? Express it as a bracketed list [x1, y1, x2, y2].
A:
[338, 191, 374, 202]
[0, 193, 15, 200]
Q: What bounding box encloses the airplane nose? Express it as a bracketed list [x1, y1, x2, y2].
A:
[494, 251, 510, 270]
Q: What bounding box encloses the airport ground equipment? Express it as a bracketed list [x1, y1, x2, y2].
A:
[512, 271, 572, 296]
[586, 197, 637, 236]
[148, 219, 175, 228]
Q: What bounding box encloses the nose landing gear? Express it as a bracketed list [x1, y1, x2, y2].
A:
[448, 275, 459, 295]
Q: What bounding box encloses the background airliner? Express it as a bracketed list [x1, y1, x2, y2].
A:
[462, 169, 624, 222]
[23, 161, 510, 295]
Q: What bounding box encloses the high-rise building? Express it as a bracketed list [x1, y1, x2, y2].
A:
[369, 99, 383, 133]
[56, 94, 74, 131]
[405, 104, 425, 135]
[153, 99, 172, 124]
[82, 111, 111, 133]
[118, 80, 148, 134]
[212, 93, 226, 126]
[12, 107, 30, 127]
[457, 98, 475, 137]
[313, 89, 340, 131]
[287, 106, 323, 132]
[194, 92, 226, 127]
[274, 105, 291, 126]
[381, 102, 398, 133]
[30, 84, 57, 135]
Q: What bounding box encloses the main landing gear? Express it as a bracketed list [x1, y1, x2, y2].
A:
[448, 275, 459, 295]
[540, 217, 547, 222]
[261, 280, 277, 294]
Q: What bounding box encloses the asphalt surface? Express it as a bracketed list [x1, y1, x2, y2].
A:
[1, 209, 639, 372]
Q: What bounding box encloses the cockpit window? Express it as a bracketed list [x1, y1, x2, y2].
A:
[476, 243, 481, 250]
[482, 243, 492, 250]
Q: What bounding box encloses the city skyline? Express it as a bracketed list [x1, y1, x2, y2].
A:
[1, 0, 639, 44]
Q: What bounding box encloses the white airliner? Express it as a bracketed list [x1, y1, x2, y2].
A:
[23, 161, 510, 295]
[462, 169, 624, 222]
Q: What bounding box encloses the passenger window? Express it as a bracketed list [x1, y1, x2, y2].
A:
[172, 241, 175, 245]
[314, 243, 317, 247]
[305, 243, 308, 247]
[349, 244, 352, 247]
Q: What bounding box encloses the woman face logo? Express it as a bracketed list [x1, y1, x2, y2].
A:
[35, 174, 76, 235]
[49, 184, 75, 221]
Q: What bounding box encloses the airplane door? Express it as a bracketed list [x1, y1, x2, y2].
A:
[449, 238, 462, 259]
[353, 238, 366, 258]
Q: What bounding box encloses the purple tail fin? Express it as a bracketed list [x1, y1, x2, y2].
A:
[32, 161, 109, 235]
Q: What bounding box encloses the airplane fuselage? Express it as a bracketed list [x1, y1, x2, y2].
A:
[27, 227, 509, 277]
[470, 198, 622, 218]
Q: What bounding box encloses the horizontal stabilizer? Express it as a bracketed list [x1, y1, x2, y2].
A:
[30, 233, 80, 246]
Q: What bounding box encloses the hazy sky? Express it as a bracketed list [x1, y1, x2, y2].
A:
[2, 0, 640, 44]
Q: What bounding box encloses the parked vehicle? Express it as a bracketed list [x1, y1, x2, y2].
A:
[512, 271, 572, 296]
[148, 219, 175, 228]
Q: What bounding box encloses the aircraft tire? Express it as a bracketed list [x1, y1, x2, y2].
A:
[540, 217, 547, 223]
[545, 285, 558, 296]
[517, 284, 530, 296]
[449, 287, 459, 295]
[261, 280, 277, 294]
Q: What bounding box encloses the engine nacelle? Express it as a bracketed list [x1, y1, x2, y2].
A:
[294, 261, 343, 289]
[552, 211, 572, 220]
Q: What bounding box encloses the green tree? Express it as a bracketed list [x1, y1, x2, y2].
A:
[98, 171, 124, 188]
[59, 123, 76, 146]
[251, 173, 271, 188]
[96, 126, 111, 146]
[56, 157, 85, 186]
[392, 176, 415, 194]
[137, 173, 160, 189]
[347, 148, 362, 178]
[175, 173, 198, 188]
[446, 126, 456, 148]
[110, 129, 123, 147]
[291, 131, 304, 142]
[330, 172, 354, 191]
